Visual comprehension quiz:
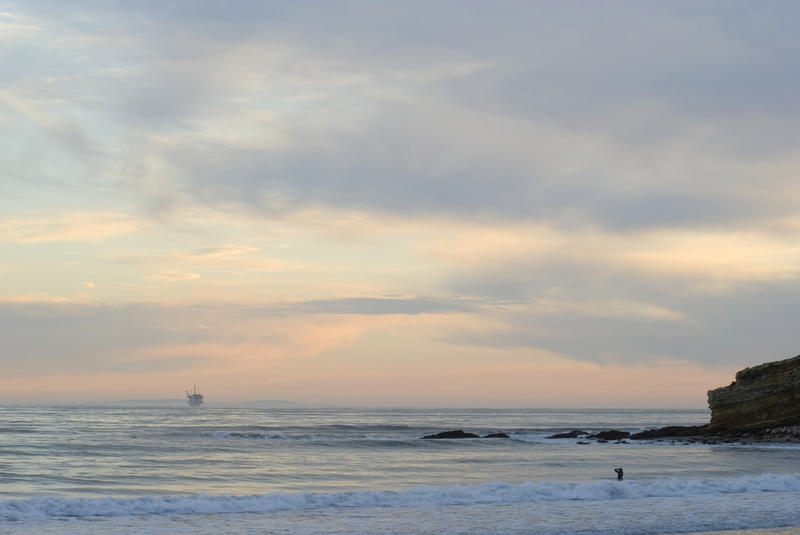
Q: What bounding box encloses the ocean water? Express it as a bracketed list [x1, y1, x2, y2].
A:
[1, 406, 800, 534]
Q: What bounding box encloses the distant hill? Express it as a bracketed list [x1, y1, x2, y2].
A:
[228, 400, 304, 408]
[104, 399, 303, 408]
[105, 399, 186, 407]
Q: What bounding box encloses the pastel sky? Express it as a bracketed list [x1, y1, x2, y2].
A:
[2, 1, 799, 407]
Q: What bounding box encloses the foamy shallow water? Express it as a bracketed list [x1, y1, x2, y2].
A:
[4, 477, 800, 534]
[7, 492, 800, 535]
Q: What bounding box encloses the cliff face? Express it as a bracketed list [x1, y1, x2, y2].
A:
[707, 354, 800, 431]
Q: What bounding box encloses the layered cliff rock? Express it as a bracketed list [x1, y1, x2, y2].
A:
[707, 354, 800, 432]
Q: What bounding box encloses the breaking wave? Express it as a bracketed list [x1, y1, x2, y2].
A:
[3, 473, 800, 520]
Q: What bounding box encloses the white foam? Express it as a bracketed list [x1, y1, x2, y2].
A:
[205, 431, 282, 439]
[3, 473, 800, 520]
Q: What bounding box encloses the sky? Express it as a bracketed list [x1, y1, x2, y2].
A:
[1, 1, 799, 407]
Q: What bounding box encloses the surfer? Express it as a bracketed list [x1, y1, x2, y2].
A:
[614, 467, 623, 480]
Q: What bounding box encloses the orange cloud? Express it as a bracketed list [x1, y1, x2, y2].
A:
[1, 212, 144, 242]
[146, 270, 201, 282]
[424, 220, 800, 286]
[621, 230, 800, 283]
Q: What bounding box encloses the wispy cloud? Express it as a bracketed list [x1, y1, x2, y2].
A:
[146, 270, 201, 283]
[0, 11, 40, 37]
[621, 229, 800, 284]
[8, 2, 800, 228]
[188, 244, 259, 259]
[428, 221, 800, 294]
[285, 296, 479, 316]
[172, 244, 290, 271]
[0, 212, 143, 242]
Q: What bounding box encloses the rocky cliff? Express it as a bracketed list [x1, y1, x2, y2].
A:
[707, 354, 800, 431]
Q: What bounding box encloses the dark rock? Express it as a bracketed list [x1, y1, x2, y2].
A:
[422, 430, 480, 439]
[629, 425, 707, 440]
[483, 433, 510, 439]
[576, 441, 591, 445]
[590, 430, 630, 441]
[547, 429, 587, 439]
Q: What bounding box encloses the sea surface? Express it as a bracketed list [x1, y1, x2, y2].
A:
[1, 406, 800, 535]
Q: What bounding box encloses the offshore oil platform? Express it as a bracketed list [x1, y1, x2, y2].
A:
[185, 384, 204, 406]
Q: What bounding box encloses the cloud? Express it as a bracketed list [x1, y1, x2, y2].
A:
[620, 229, 800, 283]
[429, 222, 800, 300]
[6, 2, 800, 230]
[0, 302, 179, 373]
[0, 293, 75, 304]
[285, 296, 479, 316]
[145, 270, 201, 283]
[3, 1, 800, 404]
[0, 11, 40, 39]
[188, 244, 259, 259]
[412, 219, 800, 367]
[0, 297, 478, 376]
[533, 299, 688, 323]
[173, 245, 290, 271]
[437, 274, 800, 368]
[0, 212, 143, 242]
[0, 302, 243, 374]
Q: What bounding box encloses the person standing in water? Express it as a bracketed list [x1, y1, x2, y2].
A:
[614, 467, 624, 480]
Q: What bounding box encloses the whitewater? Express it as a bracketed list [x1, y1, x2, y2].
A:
[1, 406, 799, 535]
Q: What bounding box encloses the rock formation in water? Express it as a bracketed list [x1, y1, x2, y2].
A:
[422, 430, 480, 439]
[421, 430, 510, 439]
[629, 425, 706, 440]
[547, 430, 586, 439]
[592, 430, 630, 441]
[707, 354, 800, 432]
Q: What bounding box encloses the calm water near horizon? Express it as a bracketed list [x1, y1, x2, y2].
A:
[1, 406, 799, 534]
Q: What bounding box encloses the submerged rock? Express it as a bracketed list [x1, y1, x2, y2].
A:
[548, 429, 630, 441]
[590, 430, 630, 441]
[483, 432, 510, 439]
[547, 429, 587, 439]
[630, 425, 707, 440]
[422, 430, 480, 439]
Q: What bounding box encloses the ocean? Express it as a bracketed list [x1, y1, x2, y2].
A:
[1, 406, 799, 535]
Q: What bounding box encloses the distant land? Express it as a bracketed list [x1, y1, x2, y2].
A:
[102, 399, 304, 408]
